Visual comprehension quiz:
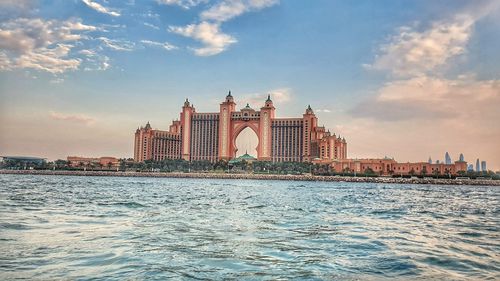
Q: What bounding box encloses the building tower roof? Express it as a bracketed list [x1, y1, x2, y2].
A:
[305, 104, 314, 114]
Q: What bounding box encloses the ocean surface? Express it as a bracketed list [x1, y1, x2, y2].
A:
[0, 174, 499, 280]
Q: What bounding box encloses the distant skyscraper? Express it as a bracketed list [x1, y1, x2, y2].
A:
[445, 152, 452, 164]
[475, 159, 480, 172]
[459, 153, 464, 162]
[481, 161, 487, 172]
[428, 157, 432, 164]
[468, 164, 474, 171]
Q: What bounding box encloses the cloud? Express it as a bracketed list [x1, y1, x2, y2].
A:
[82, 0, 120, 17]
[316, 109, 332, 113]
[0, 18, 97, 73]
[169, 21, 236, 56]
[0, 0, 36, 11]
[49, 111, 96, 125]
[268, 88, 292, 103]
[78, 49, 96, 56]
[201, 0, 278, 22]
[350, 76, 500, 121]
[98, 37, 135, 51]
[50, 78, 64, 84]
[141, 40, 178, 51]
[169, 0, 278, 56]
[366, 15, 474, 77]
[0, 0, 36, 17]
[240, 88, 292, 107]
[143, 22, 160, 30]
[80, 50, 110, 71]
[157, 0, 208, 9]
[357, 5, 500, 122]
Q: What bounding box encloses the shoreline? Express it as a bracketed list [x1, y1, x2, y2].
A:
[1, 169, 499, 186]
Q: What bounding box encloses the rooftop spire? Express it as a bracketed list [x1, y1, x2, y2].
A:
[266, 94, 271, 102]
[227, 90, 232, 97]
[305, 104, 314, 114]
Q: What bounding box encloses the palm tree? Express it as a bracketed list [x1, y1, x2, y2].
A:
[432, 169, 440, 179]
[421, 167, 427, 177]
[409, 168, 416, 176]
[119, 159, 126, 171]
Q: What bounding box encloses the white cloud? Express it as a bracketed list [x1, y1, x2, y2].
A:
[169, 21, 236, 56]
[351, 75, 500, 121]
[201, 0, 278, 22]
[376, 75, 499, 103]
[268, 88, 292, 103]
[141, 40, 178, 51]
[169, 0, 278, 56]
[78, 49, 110, 71]
[98, 56, 110, 70]
[49, 111, 96, 125]
[366, 15, 474, 77]
[156, 0, 208, 9]
[15, 44, 81, 73]
[0, 18, 97, 73]
[143, 22, 160, 30]
[240, 88, 292, 107]
[82, 0, 120, 17]
[78, 49, 96, 56]
[98, 37, 135, 51]
[316, 109, 332, 113]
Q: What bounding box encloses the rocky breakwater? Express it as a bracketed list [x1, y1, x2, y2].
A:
[1, 169, 499, 186]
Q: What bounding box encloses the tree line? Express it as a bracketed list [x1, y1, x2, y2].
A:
[1, 158, 499, 179]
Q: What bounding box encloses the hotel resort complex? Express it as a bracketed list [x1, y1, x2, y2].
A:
[134, 92, 468, 176]
[134, 92, 347, 164]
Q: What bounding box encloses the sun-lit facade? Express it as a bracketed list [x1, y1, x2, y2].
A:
[318, 157, 468, 176]
[134, 92, 348, 163]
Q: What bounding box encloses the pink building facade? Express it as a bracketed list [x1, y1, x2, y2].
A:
[134, 92, 348, 163]
[322, 158, 468, 176]
[67, 156, 119, 168]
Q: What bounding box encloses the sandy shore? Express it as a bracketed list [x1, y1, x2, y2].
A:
[1, 169, 499, 186]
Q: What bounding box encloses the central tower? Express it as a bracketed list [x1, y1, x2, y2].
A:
[218, 91, 275, 161]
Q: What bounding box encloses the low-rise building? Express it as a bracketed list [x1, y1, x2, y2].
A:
[315, 157, 468, 176]
[67, 156, 119, 169]
[0, 156, 47, 169]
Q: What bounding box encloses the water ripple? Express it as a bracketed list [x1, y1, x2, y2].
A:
[0, 174, 499, 280]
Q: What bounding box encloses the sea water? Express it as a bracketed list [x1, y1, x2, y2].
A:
[0, 174, 499, 280]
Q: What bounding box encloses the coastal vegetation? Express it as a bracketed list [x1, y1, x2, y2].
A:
[1, 158, 499, 180]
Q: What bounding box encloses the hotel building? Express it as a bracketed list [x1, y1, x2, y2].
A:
[134, 92, 348, 163]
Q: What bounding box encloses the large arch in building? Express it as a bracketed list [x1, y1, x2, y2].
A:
[231, 120, 260, 158]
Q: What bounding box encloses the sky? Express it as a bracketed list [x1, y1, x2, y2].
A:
[0, 0, 499, 170]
